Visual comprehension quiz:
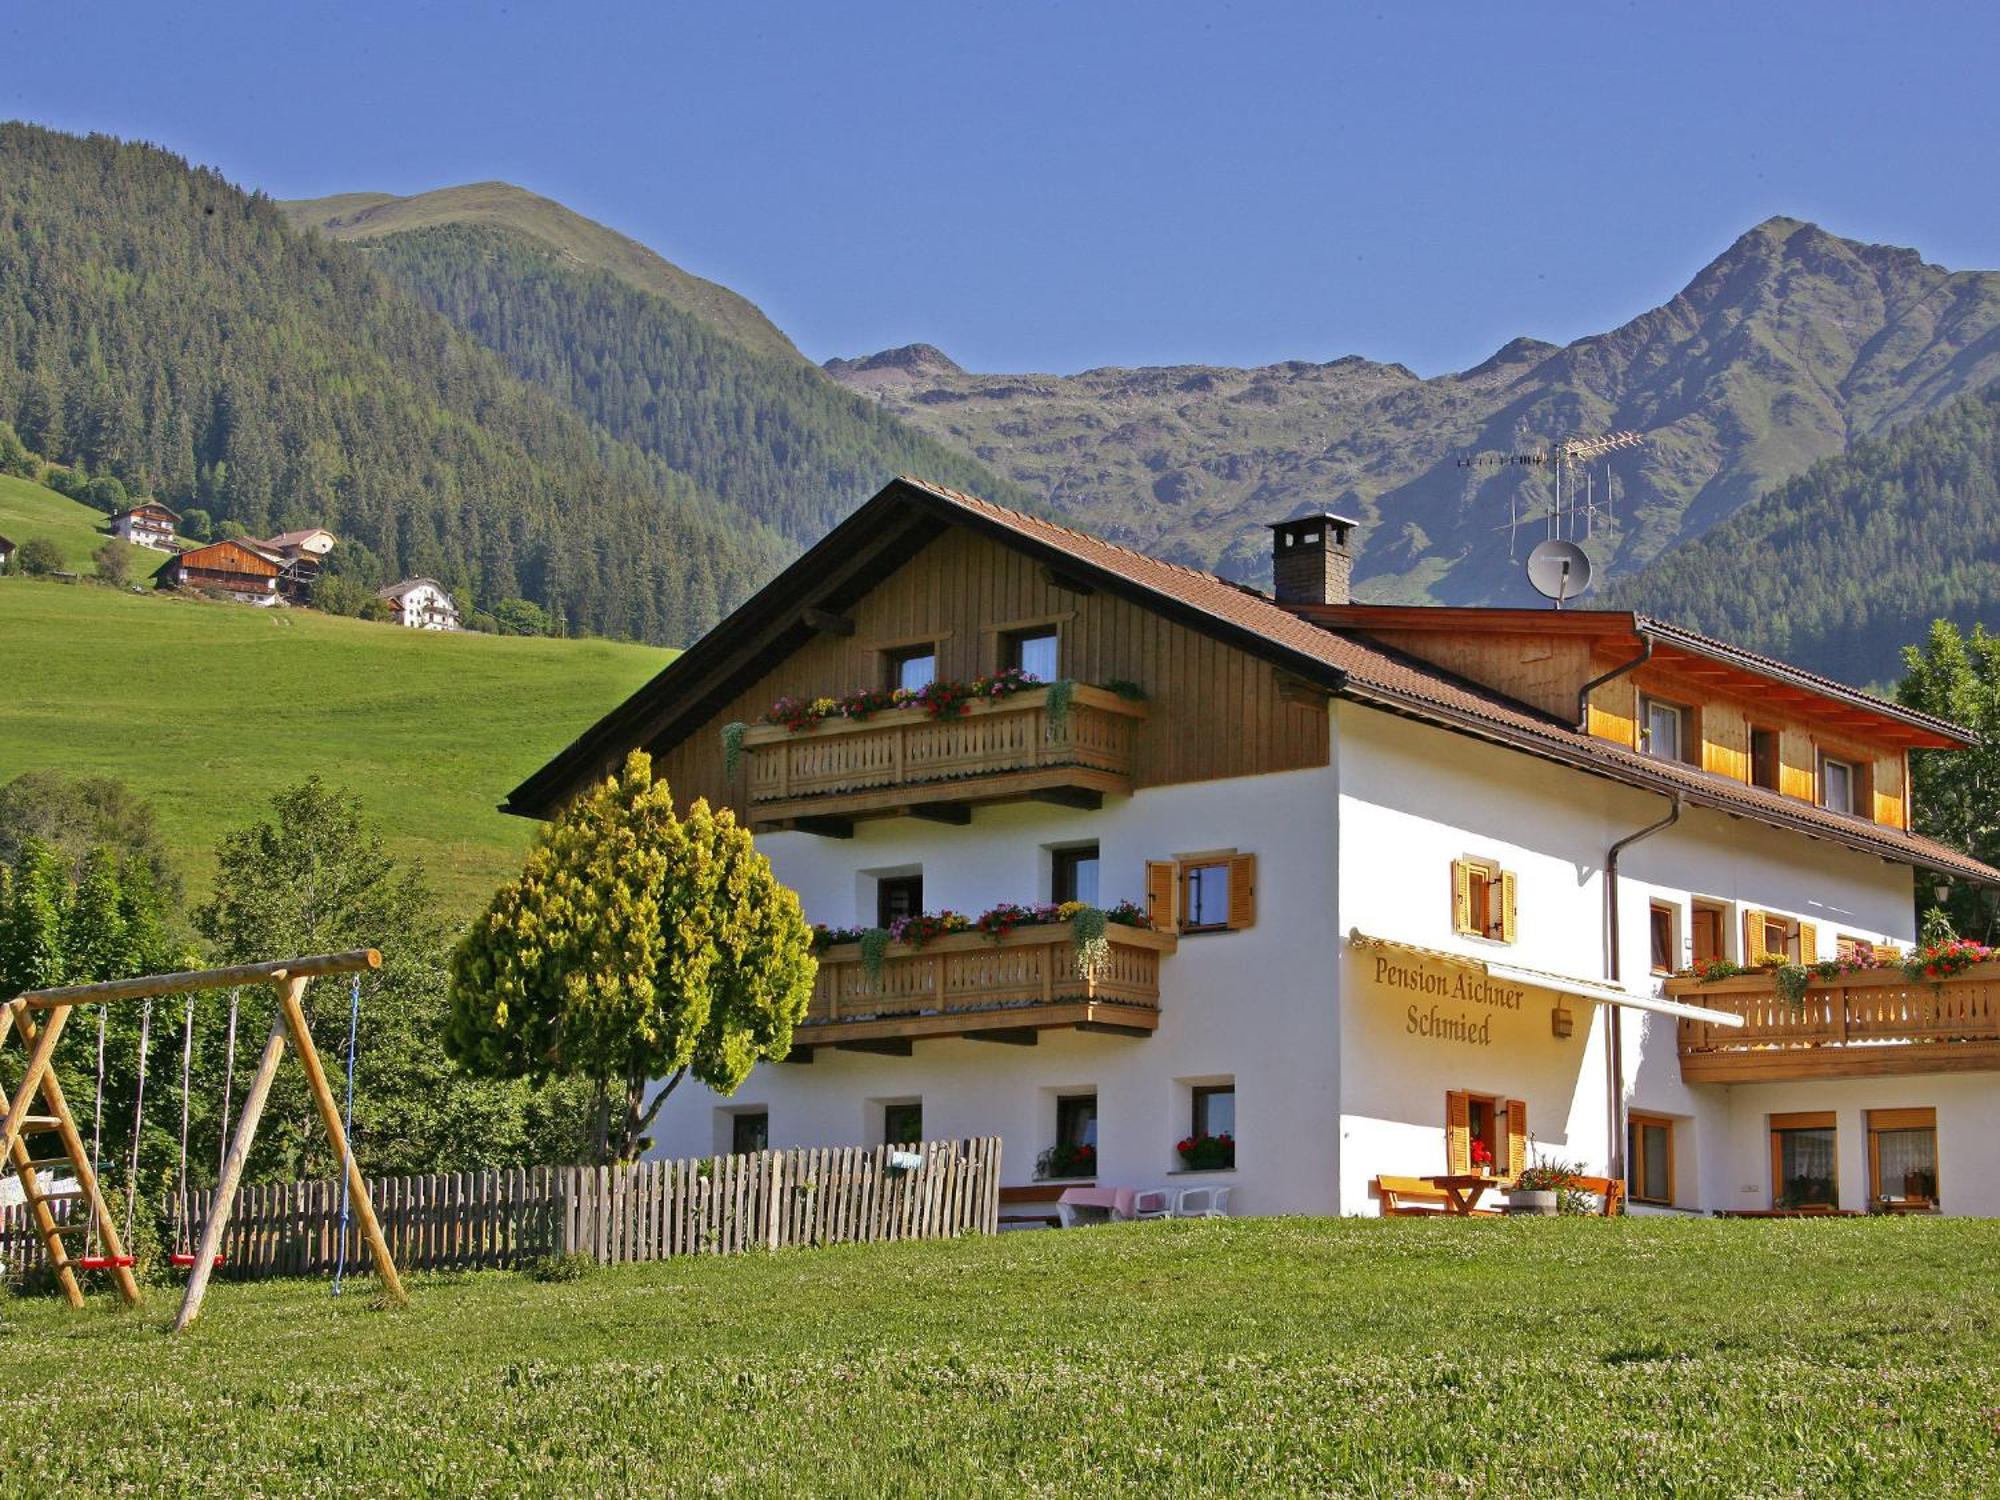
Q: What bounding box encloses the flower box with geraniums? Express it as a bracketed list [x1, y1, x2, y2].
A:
[1176, 1132, 1234, 1171]
[1038, 1141, 1096, 1181]
[1468, 1138, 1496, 1177]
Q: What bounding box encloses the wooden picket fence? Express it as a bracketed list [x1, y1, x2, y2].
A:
[1, 1137, 1001, 1281]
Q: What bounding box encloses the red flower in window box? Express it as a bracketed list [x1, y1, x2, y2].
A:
[1469, 1138, 1495, 1171]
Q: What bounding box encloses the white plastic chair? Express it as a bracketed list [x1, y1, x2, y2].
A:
[1173, 1185, 1232, 1218]
[1132, 1189, 1173, 1220]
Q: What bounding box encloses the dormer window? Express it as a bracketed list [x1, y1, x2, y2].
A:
[1820, 754, 1857, 815]
[884, 643, 937, 694]
[1640, 695, 1693, 764]
[1003, 626, 1060, 682]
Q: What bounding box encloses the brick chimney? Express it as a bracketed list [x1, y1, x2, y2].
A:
[1268, 513, 1357, 606]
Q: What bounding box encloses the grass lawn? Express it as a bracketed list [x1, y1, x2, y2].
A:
[3, 1216, 1996, 1495]
[0, 471, 161, 574]
[0, 489, 668, 916]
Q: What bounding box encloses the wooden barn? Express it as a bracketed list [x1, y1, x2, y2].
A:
[156, 539, 281, 603]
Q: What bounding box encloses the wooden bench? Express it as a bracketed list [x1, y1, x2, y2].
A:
[1372, 1175, 1501, 1217]
[998, 1183, 1074, 1230]
[1564, 1175, 1626, 1217]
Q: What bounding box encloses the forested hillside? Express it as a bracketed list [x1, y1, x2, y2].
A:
[0, 125, 781, 644]
[350, 223, 1033, 543]
[1612, 382, 2000, 686]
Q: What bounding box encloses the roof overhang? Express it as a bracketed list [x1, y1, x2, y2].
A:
[1348, 930, 1746, 1027]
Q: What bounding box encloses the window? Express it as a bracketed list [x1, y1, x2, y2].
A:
[1750, 727, 1781, 791]
[1627, 1112, 1675, 1205]
[1452, 857, 1516, 943]
[1640, 695, 1693, 763]
[1867, 1108, 1938, 1207]
[876, 873, 923, 929]
[1056, 1093, 1098, 1149]
[1648, 901, 1677, 975]
[1691, 902, 1726, 966]
[1192, 1084, 1235, 1141]
[1745, 908, 1814, 964]
[1836, 933, 1875, 962]
[1447, 1091, 1524, 1178]
[1147, 853, 1256, 933]
[883, 643, 937, 694]
[1769, 1111, 1838, 1208]
[1051, 843, 1100, 906]
[731, 1111, 769, 1156]
[1003, 626, 1060, 682]
[882, 1101, 923, 1146]
[1819, 753, 1857, 815]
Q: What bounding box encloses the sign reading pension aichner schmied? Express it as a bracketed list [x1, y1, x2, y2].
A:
[1372, 952, 1527, 1048]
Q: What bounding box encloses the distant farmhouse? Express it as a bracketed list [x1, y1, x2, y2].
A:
[0, 534, 15, 573]
[108, 502, 180, 551]
[255, 526, 337, 602]
[377, 577, 460, 631]
[155, 539, 280, 603]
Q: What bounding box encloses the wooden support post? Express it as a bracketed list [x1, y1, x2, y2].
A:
[175, 997, 290, 1333]
[9, 1006, 142, 1306]
[6, 1134, 84, 1307]
[273, 975, 407, 1307]
[0, 1003, 68, 1169]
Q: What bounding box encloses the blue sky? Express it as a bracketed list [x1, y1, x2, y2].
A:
[9, 2, 1996, 375]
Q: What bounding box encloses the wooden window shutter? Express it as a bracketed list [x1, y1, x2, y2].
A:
[1743, 908, 1769, 965]
[1445, 1091, 1470, 1174]
[1145, 860, 1179, 933]
[1797, 921, 1818, 963]
[1451, 860, 1473, 935]
[1225, 853, 1257, 930]
[1505, 1099, 1528, 1181]
[1499, 871, 1518, 944]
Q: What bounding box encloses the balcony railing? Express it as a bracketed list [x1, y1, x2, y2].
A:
[796, 919, 1176, 1049]
[741, 684, 1144, 833]
[1669, 962, 2000, 1082]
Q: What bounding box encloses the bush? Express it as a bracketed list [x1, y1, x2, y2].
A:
[358, 597, 395, 623]
[0, 421, 36, 478]
[179, 507, 213, 542]
[83, 475, 128, 514]
[493, 597, 552, 636]
[18, 537, 64, 576]
[41, 465, 84, 499]
[93, 540, 129, 586]
[310, 572, 369, 617]
[522, 1251, 593, 1284]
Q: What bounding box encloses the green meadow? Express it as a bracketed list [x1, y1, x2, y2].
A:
[2, 1216, 1994, 1495]
[1, 477, 669, 915]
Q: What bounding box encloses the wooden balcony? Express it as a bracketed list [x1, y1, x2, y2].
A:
[742, 685, 1144, 834]
[795, 920, 1176, 1051]
[1670, 963, 2000, 1082]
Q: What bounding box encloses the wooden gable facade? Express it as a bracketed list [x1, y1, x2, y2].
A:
[649, 523, 1331, 818]
[162, 540, 280, 595]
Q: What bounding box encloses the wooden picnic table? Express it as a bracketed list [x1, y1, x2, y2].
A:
[1420, 1173, 1506, 1216]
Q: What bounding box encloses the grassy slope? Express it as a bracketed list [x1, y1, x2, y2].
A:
[280, 181, 804, 364]
[0, 472, 161, 574]
[4, 1217, 1997, 1494]
[0, 490, 666, 915]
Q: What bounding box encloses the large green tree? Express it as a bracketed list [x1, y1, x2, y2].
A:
[1898, 620, 2000, 939]
[448, 751, 815, 1161]
[196, 778, 592, 1179]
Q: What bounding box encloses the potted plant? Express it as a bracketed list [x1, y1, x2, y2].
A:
[1507, 1152, 1582, 1215]
[1040, 1141, 1096, 1179]
[1468, 1138, 1496, 1176]
[1176, 1132, 1234, 1170]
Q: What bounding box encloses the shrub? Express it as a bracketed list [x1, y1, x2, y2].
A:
[83, 475, 128, 514]
[0, 421, 36, 478]
[18, 537, 64, 576]
[179, 507, 213, 542]
[92, 540, 129, 586]
[522, 1251, 594, 1284]
[493, 597, 552, 636]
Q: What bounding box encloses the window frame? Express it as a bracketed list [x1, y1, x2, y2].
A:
[1001, 624, 1062, 682]
[1639, 694, 1694, 764]
[876, 873, 924, 930]
[1769, 1110, 1838, 1209]
[881, 640, 939, 694]
[1866, 1107, 1938, 1208]
[1050, 842, 1101, 906]
[1818, 751, 1858, 815]
[1648, 901, 1678, 975]
[1749, 725, 1781, 791]
[1626, 1111, 1675, 1205]
[1181, 858, 1234, 932]
[1148, 852, 1256, 934]
[730, 1110, 769, 1156]
[1191, 1083, 1235, 1142]
[881, 1100, 924, 1147]
[1055, 1092, 1098, 1149]
[1691, 900, 1727, 966]
[1453, 856, 1516, 943]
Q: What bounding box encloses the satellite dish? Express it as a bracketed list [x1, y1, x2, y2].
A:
[1526, 539, 1593, 606]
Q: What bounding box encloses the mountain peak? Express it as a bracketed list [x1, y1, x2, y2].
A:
[280, 182, 803, 364]
[822, 343, 965, 388]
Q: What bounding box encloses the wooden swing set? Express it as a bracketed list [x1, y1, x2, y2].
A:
[0, 949, 406, 1331]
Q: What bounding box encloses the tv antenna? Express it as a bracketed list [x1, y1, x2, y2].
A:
[1458, 429, 1644, 606]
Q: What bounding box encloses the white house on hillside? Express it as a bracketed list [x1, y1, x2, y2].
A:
[378, 577, 459, 630]
[108, 503, 180, 551]
[506, 477, 2000, 1219]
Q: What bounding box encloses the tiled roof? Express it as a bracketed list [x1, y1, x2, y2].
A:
[896, 477, 1999, 883]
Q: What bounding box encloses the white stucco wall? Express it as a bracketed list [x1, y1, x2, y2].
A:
[647, 761, 1345, 1215]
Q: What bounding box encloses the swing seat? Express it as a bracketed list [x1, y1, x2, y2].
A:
[75, 1254, 136, 1270]
[168, 1251, 226, 1269]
